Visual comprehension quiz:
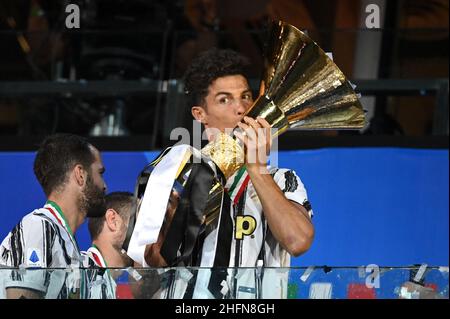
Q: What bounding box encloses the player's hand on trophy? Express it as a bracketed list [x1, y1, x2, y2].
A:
[235, 116, 272, 174]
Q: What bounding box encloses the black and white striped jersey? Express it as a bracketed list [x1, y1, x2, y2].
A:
[228, 167, 313, 268]
[81, 246, 116, 299]
[174, 167, 313, 299]
[0, 202, 86, 299]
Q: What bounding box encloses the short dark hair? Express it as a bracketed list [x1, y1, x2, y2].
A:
[33, 133, 95, 197]
[183, 48, 251, 108]
[88, 191, 136, 240]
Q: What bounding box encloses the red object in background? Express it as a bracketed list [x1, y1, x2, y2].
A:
[116, 284, 134, 299]
[425, 283, 437, 291]
[347, 283, 377, 299]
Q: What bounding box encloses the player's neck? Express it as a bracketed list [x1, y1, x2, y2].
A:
[47, 194, 83, 235]
[93, 239, 125, 268]
[204, 126, 224, 142]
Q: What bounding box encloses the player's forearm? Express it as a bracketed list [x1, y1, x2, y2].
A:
[247, 168, 314, 256]
[6, 287, 43, 299]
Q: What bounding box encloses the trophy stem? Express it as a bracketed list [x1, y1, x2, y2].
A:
[244, 95, 289, 138]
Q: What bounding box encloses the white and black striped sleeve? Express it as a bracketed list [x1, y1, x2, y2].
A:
[273, 168, 314, 219]
[1, 215, 56, 293]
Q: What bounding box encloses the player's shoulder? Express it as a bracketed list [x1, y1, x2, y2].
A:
[81, 250, 97, 267]
[268, 166, 299, 177]
[22, 207, 58, 228]
[81, 247, 103, 268]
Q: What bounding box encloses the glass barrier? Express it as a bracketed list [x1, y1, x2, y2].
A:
[0, 266, 448, 299]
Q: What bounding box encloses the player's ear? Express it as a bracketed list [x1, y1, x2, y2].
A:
[192, 106, 207, 124]
[73, 164, 87, 187]
[105, 209, 118, 231]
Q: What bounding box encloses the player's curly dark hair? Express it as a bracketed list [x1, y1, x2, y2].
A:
[183, 48, 251, 108]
